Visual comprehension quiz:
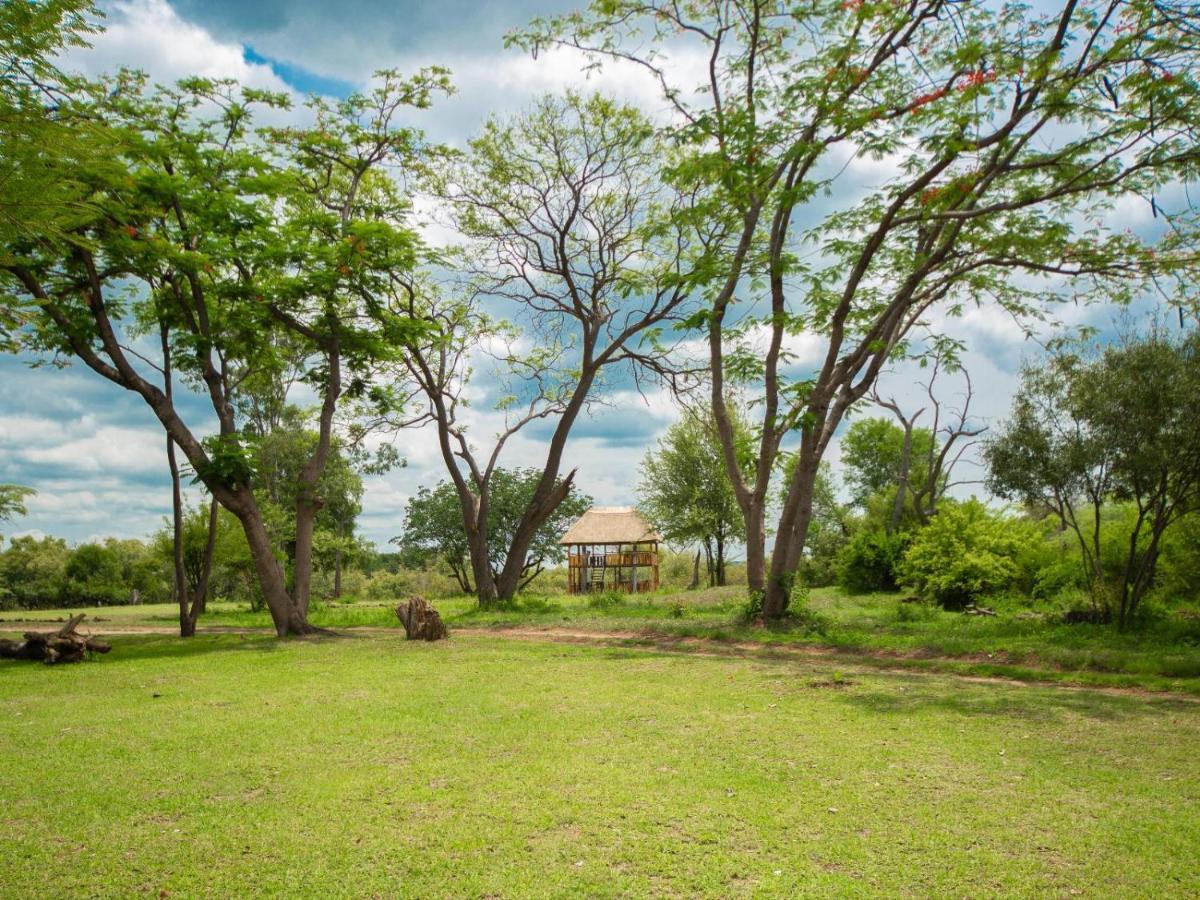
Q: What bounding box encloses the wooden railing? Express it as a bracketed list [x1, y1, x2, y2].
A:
[568, 552, 657, 568]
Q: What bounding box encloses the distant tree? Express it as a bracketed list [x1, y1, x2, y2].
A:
[0, 485, 36, 525]
[0, 535, 68, 609]
[63, 542, 125, 605]
[841, 419, 936, 512]
[987, 330, 1200, 627]
[396, 468, 591, 596]
[638, 406, 750, 587]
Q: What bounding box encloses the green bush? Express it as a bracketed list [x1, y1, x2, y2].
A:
[899, 499, 1043, 609]
[836, 530, 910, 594]
[588, 589, 626, 609]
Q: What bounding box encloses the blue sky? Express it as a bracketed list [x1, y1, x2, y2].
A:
[0, 0, 1177, 548]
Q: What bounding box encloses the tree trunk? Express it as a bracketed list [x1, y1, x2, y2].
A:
[167, 433, 197, 638]
[704, 537, 715, 588]
[763, 446, 821, 619]
[293, 342, 341, 620]
[228, 492, 313, 636]
[689, 548, 701, 590]
[891, 423, 914, 534]
[192, 496, 218, 617]
[715, 531, 727, 587]
[293, 494, 319, 618]
[162, 321, 200, 639]
[742, 501, 767, 593]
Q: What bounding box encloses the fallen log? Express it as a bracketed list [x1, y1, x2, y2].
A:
[395, 595, 448, 642]
[0, 614, 111, 664]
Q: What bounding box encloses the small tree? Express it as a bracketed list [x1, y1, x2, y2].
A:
[841, 419, 936, 512]
[987, 330, 1200, 626]
[899, 499, 1041, 609]
[637, 406, 750, 587]
[395, 469, 590, 597]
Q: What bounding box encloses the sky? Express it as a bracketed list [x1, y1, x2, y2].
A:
[0, 0, 1173, 549]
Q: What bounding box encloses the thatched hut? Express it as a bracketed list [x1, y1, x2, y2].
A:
[560, 506, 661, 595]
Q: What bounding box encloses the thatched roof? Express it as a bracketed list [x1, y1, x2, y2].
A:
[559, 507, 661, 545]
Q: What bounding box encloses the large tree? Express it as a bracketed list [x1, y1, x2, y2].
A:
[517, 0, 1200, 617]
[393, 92, 698, 606]
[3, 66, 442, 635]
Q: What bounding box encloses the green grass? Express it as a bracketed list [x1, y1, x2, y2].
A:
[2, 631, 1198, 897]
[6, 584, 1200, 692]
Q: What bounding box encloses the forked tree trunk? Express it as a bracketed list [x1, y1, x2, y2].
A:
[227, 491, 314, 636]
[763, 443, 822, 619]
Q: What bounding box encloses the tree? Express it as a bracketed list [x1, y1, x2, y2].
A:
[0, 0, 103, 286]
[394, 92, 697, 606]
[518, 0, 1200, 618]
[868, 352, 985, 530]
[0, 535, 68, 609]
[3, 66, 443, 635]
[987, 329, 1200, 627]
[841, 419, 936, 512]
[637, 406, 750, 587]
[395, 468, 590, 596]
[0, 485, 36, 526]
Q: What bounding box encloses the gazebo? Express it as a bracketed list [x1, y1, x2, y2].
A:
[560, 507, 661, 595]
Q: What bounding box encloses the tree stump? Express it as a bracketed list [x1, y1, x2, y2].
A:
[0, 614, 111, 664]
[394, 595, 448, 641]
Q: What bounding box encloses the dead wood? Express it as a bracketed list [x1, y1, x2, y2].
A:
[395, 595, 448, 641]
[0, 614, 112, 664]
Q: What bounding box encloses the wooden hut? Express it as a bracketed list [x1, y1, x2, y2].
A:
[560, 507, 661, 595]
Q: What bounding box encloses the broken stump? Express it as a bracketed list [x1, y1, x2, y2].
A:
[394, 595, 448, 641]
[0, 614, 111, 664]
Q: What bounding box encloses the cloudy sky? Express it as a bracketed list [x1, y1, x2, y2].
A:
[0, 0, 1169, 548]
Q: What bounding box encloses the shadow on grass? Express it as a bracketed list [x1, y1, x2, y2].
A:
[835, 678, 1198, 723]
[99, 632, 294, 663]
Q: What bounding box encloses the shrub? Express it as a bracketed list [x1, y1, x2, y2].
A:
[836, 530, 910, 594]
[588, 589, 626, 609]
[899, 499, 1043, 609]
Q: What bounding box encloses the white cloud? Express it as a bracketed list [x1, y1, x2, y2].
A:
[68, 0, 294, 94]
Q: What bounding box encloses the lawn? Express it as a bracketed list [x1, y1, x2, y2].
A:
[1, 631, 1198, 897]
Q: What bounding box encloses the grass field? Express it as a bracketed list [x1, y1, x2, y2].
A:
[7, 584, 1200, 692]
[1, 629, 1198, 897]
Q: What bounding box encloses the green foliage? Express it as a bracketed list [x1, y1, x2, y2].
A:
[0, 484, 36, 524]
[841, 419, 936, 509]
[1156, 513, 1200, 604]
[588, 589, 626, 610]
[988, 330, 1200, 625]
[637, 405, 750, 585]
[837, 530, 911, 594]
[899, 500, 1045, 609]
[395, 469, 591, 593]
[0, 535, 68, 610]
